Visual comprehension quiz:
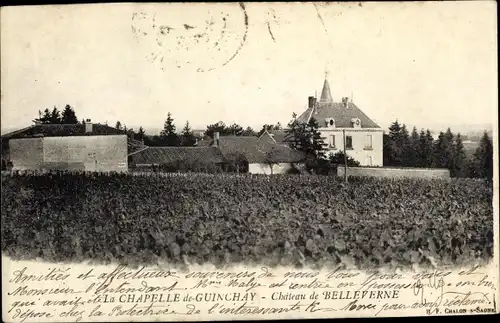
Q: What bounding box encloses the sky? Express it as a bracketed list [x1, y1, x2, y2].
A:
[1, 2, 497, 135]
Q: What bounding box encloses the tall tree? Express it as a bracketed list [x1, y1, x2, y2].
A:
[285, 113, 307, 151]
[160, 112, 180, 146]
[451, 133, 467, 177]
[50, 107, 61, 124]
[406, 126, 420, 166]
[61, 105, 78, 124]
[305, 117, 327, 160]
[470, 131, 493, 179]
[400, 124, 411, 166]
[40, 109, 52, 124]
[136, 126, 146, 141]
[386, 120, 404, 166]
[181, 121, 197, 146]
[417, 129, 434, 167]
[433, 131, 448, 168]
[227, 123, 244, 136]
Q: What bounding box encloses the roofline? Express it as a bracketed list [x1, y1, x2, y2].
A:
[127, 146, 150, 156]
[1, 125, 35, 138]
[258, 130, 277, 143]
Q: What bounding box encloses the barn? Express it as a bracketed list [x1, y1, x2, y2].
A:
[1, 121, 128, 173]
[197, 132, 305, 174]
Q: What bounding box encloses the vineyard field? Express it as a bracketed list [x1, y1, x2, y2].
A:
[0, 172, 494, 269]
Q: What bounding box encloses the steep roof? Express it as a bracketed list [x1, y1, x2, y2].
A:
[296, 78, 381, 129]
[197, 135, 305, 163]
[319, 78, 333, 103]
[1, 123, 125, 139]
[296, 101, 380, 128]
[128, 147, 225, 165]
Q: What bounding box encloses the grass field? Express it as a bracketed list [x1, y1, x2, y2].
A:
[1, 172, 494, 269]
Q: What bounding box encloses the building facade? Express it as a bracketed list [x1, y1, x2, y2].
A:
[296, 78, 384, 166]
[3, 122, 128, 172]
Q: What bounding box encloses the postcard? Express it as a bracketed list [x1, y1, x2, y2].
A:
[1, 1, 498, 322]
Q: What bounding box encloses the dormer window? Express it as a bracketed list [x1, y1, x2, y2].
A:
[351, 118, 361, 128]
[324, 118, 335, 128]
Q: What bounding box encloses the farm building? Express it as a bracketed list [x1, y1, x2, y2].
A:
[296, 77, 384, 166]
[128, 146, 225, 171]
[1, 121, 128, 172]
[197, 133, 305, 174]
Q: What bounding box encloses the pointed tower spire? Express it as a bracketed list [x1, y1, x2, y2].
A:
[319, 70, 333, 103]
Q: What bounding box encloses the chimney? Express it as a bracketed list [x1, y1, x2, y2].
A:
[85, 119, 93, 133]
[308, 96, 315, 108]
[342, 97, 349, 108]
[212, 132, 220, 147]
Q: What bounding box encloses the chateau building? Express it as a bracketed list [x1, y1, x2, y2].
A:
[296, 78, 383, 166]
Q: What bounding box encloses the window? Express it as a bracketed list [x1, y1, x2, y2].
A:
[366, 156, 373, 166]
[365, 135, 373, 149]
[329, 135, 336, 148]
[346, 136, 353, 149]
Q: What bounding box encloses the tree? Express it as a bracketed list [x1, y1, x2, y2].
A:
[50, 107, 61, 124]
[328, 150, 360, 166]
[264, 146, 281, 175]
[227, 123, 244, 136]
[470, 131, 493, 179]
[115, 121, 122, 130]
[205, 121, 227, 138]
[406, 126, 420, 166]
[258, 123, 283, 137]
[305, 117, 327, 160]
[136, 126, 146, 141]
[433, 128, 455, 170]
[40, 109, 52, 124]
[386, 120, 404, 166]
[225, 152, 248, 173]
[242, 127, 257, 136]
[285, 113, 326, 161]
[433, 131, 448, 168]
[61, 105, 78, 124]
[451, 133, 467, 177]
[181, 121, 197, 146]
[418, 129, 434, 167]
[125, 127, 135, 139]
[160, 112, 180, 146]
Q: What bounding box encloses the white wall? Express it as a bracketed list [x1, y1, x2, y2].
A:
[248, 163, 297, 174]
[10, 135, 128, 172]
[319, 128, 384, 166]
[338, 166, 450, 179]
[9, 138, 44, 170]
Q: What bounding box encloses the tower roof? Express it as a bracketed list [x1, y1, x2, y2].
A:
[319, 78, 333, 103]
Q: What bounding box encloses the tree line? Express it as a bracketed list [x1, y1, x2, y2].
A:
[284, 115, 493, 179]
[384, 120, 493, 179]
[34, 105, 79, 124]
[116, 112, 283, 147]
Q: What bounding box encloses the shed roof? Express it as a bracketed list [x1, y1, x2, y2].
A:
[128, 146, 225, 165]
[197, 135, 305, 163]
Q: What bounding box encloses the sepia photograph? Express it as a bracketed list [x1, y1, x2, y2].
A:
[1, 1, 498, 321]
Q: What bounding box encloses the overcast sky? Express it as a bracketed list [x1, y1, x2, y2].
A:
[1, 2, 497, 134]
